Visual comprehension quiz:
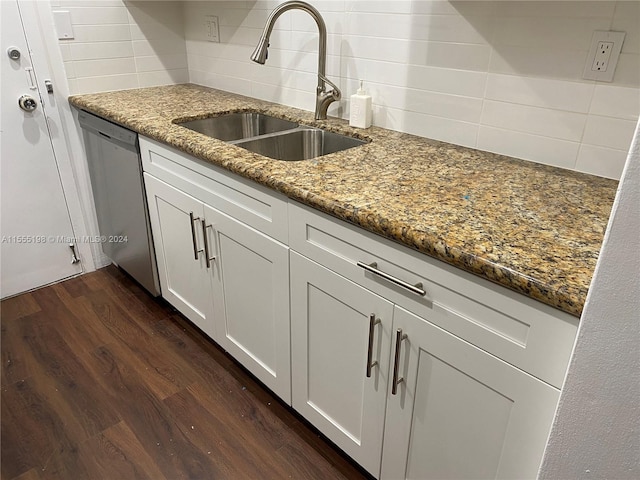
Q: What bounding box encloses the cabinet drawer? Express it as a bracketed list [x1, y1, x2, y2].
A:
[289, 202, 578, 388]
[140, 137, 288, 243]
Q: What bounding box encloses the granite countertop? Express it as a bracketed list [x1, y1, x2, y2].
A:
[69, 84, 618, 317]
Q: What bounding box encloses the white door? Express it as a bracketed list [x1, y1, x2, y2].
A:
[1, 0, 82, 298]
[143, 174, 214, 337]
[381, 306, 560, 480]
[290, 252, 394, 477]
[205, 204, 291, 402]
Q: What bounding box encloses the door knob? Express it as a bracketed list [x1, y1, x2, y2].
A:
[18, 95, 37, 112]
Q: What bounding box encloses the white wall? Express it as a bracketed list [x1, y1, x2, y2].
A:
[539, 121, 640, 478]
[52, 0, 188, 94]
[184, 0, 640, 180]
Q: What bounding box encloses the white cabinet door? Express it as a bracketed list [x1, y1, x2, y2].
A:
[381, 306, 560, 480]
[144, 174, 215, 337]
[290, 252, 394, 477]
[204, 204, 291, 402]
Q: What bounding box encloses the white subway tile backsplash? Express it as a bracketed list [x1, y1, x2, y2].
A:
[63, 61, 76, 79]
[132, 38, 186, 57]
[582, 116, 637, 151]
[58, 43, 72, 62]
[498, 1, 615, 19]
[489, 45, 589, 82]
[59, 1, 186, 95]
[407, 41, 491, 71]
[485, 74, 594, 113]
[344, 12, 413, 40]
[59, 1, 124, 7]
[135, 54, 188, 73]
[67, 6, 129, 25]
[75, 73, 139, 94]
[575, 144, 629, 179]
[367, 83, 483, 123]
[612, 0, 640, 55]
[340, 36, 411, 64]
[388, 109, 479, 148]
[481, 100, 587, 142]
[406, 89, 484, 123]
[55, 0, 639, 180]
[345, 1, 412, 15]
[612, 53, 640, 87]
[590, 85, 640, 120]
[492, 16, 610, 51]
[128, 22, 184, 42]
[126, 2, 184, 27]
[477, 126, 580, 170]
[74, 57, 136, 78]
[138, 69, 189, 88]
[405, 65, 487, 98]
[410, 1, 497, 17]
[481, 126, 581, 168]
[71, 24, 131, 43]
[70, 41, 134, 61]
[409, 14, 496, 45]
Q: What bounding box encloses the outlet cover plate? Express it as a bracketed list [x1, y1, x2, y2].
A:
[583, 30, 625, 82]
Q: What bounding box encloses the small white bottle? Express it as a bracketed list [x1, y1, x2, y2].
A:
[349, 80, 372, 128]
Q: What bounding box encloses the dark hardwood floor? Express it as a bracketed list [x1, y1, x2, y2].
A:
[1, 266, 372, 480]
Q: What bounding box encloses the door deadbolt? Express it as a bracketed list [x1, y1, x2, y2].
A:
[18, 95, 37, 112]
[7, 47, 21, 60]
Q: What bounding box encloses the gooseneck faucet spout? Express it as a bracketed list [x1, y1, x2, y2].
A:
[250, 1, 341, 120]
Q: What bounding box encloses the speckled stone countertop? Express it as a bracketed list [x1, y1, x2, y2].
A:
[69, 84, 618, 317]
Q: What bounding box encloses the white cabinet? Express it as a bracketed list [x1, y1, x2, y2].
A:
[141, 138, 291, 403]
[288, 201, 578, 479]
[381, 306, 560, 480]
[290, 252, 393, 476]
[139, 135, 578, 480]
[291, 251, 561, 480]
[144, 173, 215, 338]
[205, 203, 291, 400]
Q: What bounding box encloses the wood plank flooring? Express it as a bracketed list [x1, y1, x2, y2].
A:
[1, 266, 372, 480]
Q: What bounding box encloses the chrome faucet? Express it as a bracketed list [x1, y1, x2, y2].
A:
[250, 1, 341, 120]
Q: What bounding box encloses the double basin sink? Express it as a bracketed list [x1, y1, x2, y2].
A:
[177, 112, 366, 161]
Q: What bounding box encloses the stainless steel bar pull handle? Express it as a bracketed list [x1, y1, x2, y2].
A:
[189, 212, 202, 260]
[366, 314, 381, 378]
[392, 328, 408, 395]
[357, 261, 426, 296]
[201, 220, 216, 268]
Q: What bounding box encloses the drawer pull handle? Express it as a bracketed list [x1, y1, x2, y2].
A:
[201, 220, 217, 268]
[357, 261, 426, 296]
[392, 328, 408, 395]
[189, 212, 203, 260]
[203, 223, 217, 268]
[366, 313, 381, 378]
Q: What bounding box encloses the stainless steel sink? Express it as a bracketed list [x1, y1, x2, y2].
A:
[235, 127, 366, 161]
[177, 112, 298, 142]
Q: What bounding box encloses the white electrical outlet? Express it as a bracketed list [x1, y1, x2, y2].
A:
[583, 30, 625, 82]
[205, 15, 220, 43]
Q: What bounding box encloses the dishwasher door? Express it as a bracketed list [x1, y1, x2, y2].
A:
[79, 111, 160, 296]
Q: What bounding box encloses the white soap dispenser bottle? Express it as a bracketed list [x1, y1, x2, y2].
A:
[349, 80, 372, 128]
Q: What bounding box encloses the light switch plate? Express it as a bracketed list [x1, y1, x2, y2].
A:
[52, 10, 74, 40]
[583, 30, 625, 82]
[205, 15, 220, 43]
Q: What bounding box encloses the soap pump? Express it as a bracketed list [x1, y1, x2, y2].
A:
[349, 80, 372, 129]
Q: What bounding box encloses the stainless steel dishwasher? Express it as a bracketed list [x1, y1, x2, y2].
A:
[79, 110, 160, 296]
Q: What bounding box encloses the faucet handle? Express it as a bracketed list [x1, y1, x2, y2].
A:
[319, 73, 341, 100]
